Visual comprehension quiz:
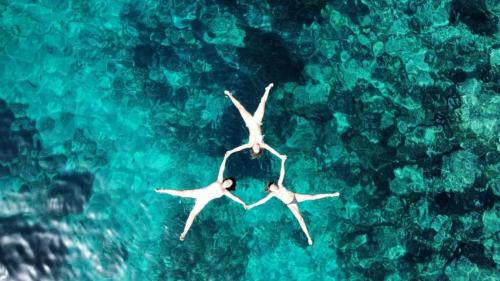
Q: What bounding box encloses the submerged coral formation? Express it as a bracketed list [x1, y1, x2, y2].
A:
[0, 0, 499, 280]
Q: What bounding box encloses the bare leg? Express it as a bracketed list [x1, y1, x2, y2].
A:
[253, 83, 274, 124]
[155, 188, 200, 199]
[287, 203, 313, 245]
[295, 192, 340, 203]
[224, 91, 255, 126]
[180, 200, 209, 241]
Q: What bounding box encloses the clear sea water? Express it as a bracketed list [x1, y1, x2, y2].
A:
[0, 0, 499, 280]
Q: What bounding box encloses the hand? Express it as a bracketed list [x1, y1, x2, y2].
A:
[224, 90, 232, 97]
[331, 192, 340, 197]
[266, 83, 274, 90]
[154, 188, 160, 192]
[179, 233, 186, 241]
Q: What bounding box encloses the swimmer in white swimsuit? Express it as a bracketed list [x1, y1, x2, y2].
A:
[224, 83, 285, 161]
[246, 156, 340, 245]
[155, 156, 247, 241]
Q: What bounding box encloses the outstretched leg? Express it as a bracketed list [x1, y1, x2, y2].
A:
[224, 91, 255, 127]
[155, 188, 201, 199]
[287, 203, 313, 245]
[180, 200, 209, 241]
[295, 192, 340, 203]
[253, 83, 274, 124]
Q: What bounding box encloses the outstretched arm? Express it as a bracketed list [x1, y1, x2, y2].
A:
[218, 144, 252, 182]
[278, 155, 287, 186]
[253, 83, 274, 124]
[225, 143, 252, 158]
[247, 193, 274, 209]
[217, 155, 229, 183]
[155, 188, 199, 199]
[224, 191, 247, 208]
[262, 143, 286, 160]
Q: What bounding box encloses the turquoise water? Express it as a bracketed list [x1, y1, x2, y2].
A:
[0, 0, 499, 280]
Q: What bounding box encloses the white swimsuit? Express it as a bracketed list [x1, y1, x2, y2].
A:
[198, 182, 225, 202]
[249, 132, 264, 144]
[247, 118, 264, 144]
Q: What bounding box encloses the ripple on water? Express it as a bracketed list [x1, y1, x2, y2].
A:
[0, 216, 67, 281]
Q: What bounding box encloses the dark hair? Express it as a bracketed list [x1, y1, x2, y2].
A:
[224, 177, 236, 191]
[250, 148, 263, 159]
[265, 181, 276, 192]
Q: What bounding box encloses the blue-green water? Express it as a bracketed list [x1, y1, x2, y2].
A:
[0, 0, 499, 280]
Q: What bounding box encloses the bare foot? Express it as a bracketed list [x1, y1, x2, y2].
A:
[224, 90, 232, 97]
[179, 233, 186, 241]
[331, 192, 340, 197]
[308, 238, 313, 245]
[266, 83, 274, 90]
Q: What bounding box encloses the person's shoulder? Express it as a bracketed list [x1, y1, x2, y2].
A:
[209, 181, 221, 187]
[280, 184, 290, 191]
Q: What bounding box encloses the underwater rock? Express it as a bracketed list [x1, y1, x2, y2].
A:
[159, 219, 250, 281]
[457, 81, 500, 145]
[132, 43, 183, 72]
[432, 187, 495, 215]
[0, 216, 67, 281]
[0, 101, 18, 163]
[441, 150, 480, 192]
[37, 154, 68, 172]
[444, 256, 496, 281]
[290, 81, 332, 119]
[203, 12, 245, 47]
[37, 116, 56, 133]
[0, 99, 42, 181]
[491, 47, 500, 76]
[285, 116, 317, 150]
[389, 165, 426, 195]
[482, 203, 500, 235]
[330, 0, 370, 25]
[450, 0, 499, 36]
[268, 0, 328, 29]
[48, 172, 94, 215]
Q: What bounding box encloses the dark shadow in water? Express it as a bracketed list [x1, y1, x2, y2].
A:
[48, 172, 94, 215]
[330, 0, 370, 25]
[237, 27, 305, 86]
[0, 216, 67, 280]
[450, 0, 498, 36]
[0, 99, 41, 164]
[268, 0, 328, 29]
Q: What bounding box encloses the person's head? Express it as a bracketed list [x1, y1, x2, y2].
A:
[250, 144, 263, 159]
[222, 177, 236, 191]
[264, 181, 279, 193]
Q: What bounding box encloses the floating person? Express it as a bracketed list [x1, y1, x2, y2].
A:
[224, 83, 285, 160]
[246, 156, 340, 245]
[155, 156, 247, 241]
